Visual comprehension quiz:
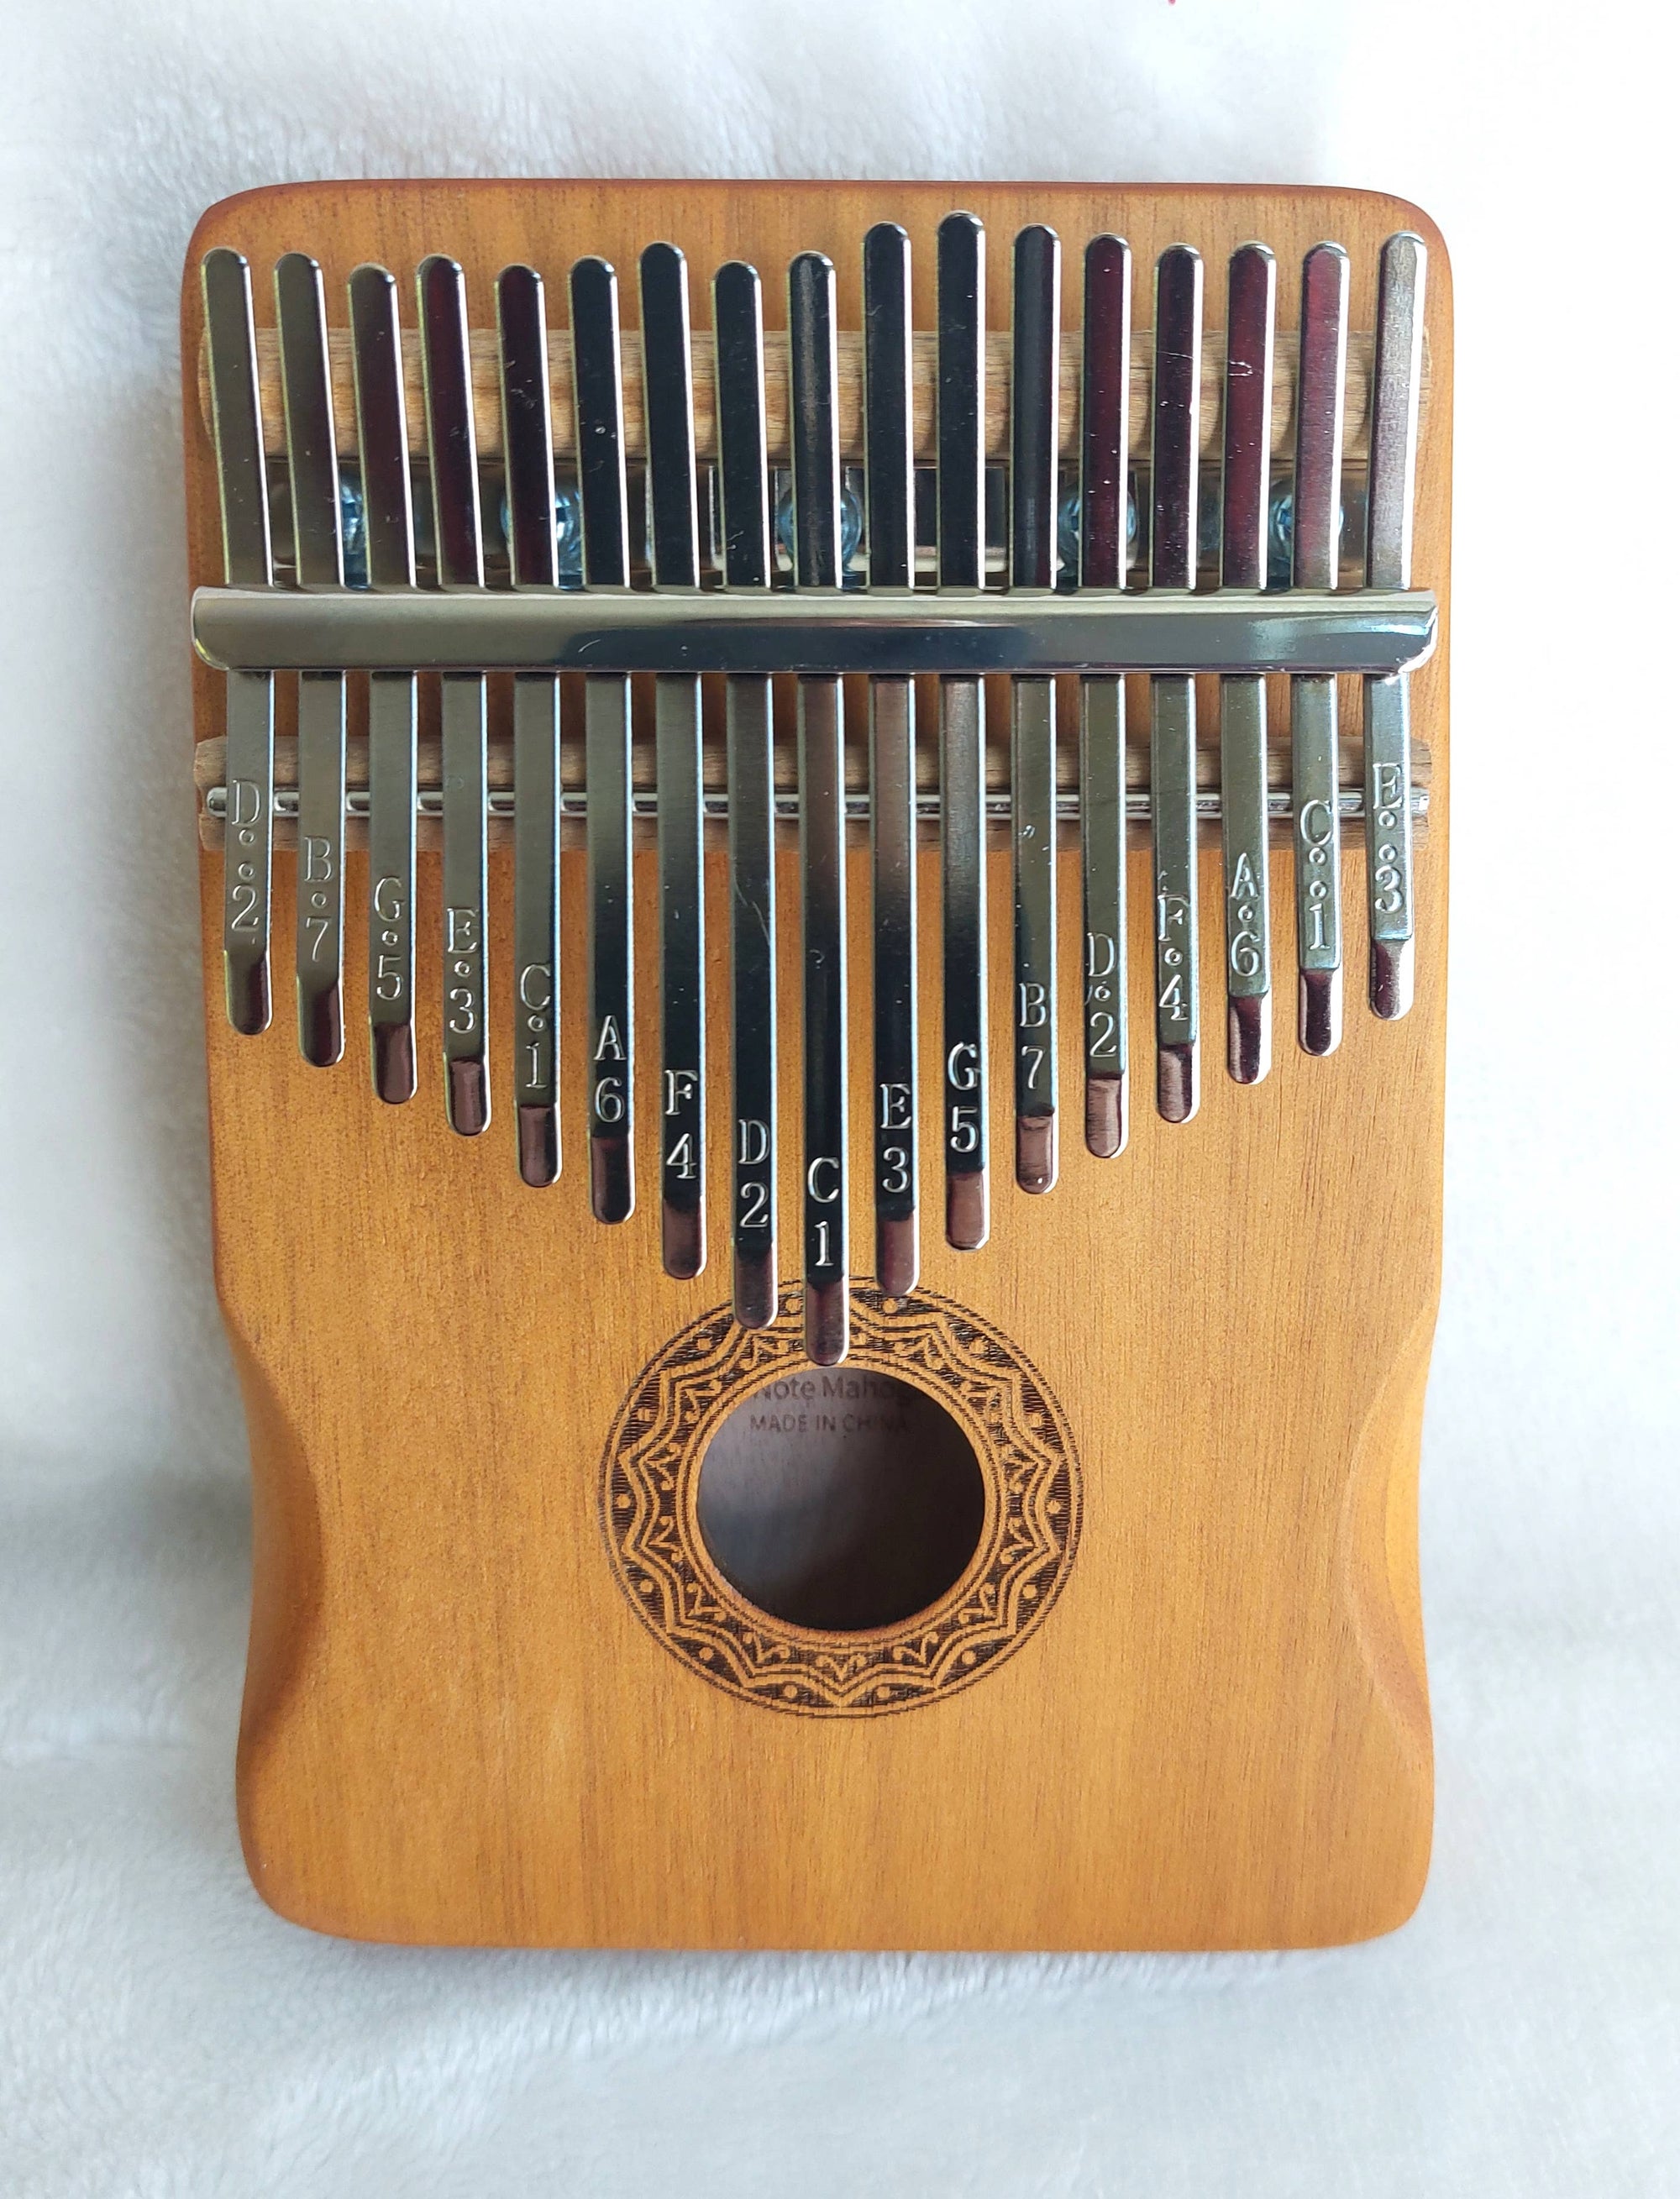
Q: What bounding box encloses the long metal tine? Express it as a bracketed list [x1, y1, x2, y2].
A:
[713, 260, 778, 1329]
[497, 262, 562, 1185]
[202, 248, 274, 1036]
[1149, 244, 1203, 1123]
[347, 263, 418, 1105]
[276, 252, 346, 1071]
[641, 242, 706, 1279]
[1079, 234, 1131, 1159]
[789, 249, 848, 1367]
[937, 211, 989, 1248]
[571, 255, 636, 1223]
[1219, 241, 1276, 1086]
[1364, 232, 1427, 1020]
[864, 220, 919, 1297]
[1291, 241, 1350, 1057]
[1010, 223, 1061, 1194]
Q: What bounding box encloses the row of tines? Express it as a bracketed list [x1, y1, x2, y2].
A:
[202, 214, 1427, 1366]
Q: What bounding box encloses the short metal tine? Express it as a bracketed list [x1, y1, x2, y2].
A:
[417, 256, 491, 1137]
[1010, 223, 1061, 1194]
[1079, 234, 1131, 1159]
[864, 221, 918, 1297]
[571, 255, 635, 1223]
[202, 247, 274, 1036]
[789, 250, 848, 1367]
[713, 260, 777, 1328]
[1364, 232, 1427, 1021]
[1149, 244, 1203, 1124]
[275, 253, 346, 1070]
[498, 263, 561, 1186]
[641, 242, 706, 1280]
[348, 263, 418, 1105]
[1291, 241, 1350, 1058]
[1220, 242, 1276, 1086]
[937, 211, 989, 1249]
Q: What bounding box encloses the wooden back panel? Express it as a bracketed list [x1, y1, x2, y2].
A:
[184, 180, 1450, 1949]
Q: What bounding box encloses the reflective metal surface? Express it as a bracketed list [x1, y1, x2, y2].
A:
[498, 262, 562, 1185]
[863, 222, 919, 1296]
[202, 247, 274, 1035]
[1149, 244, 1203, 1123]
[1219, 241, 1275, 1085]
[347, 263, 418, 1104]
[194, 583, 1436, 679]
[418, 255, 490, 1136]
[1010, 223, 1060, 1194]
[937, 210, 990, 1250]
[1364, 231, 1427, 1021]
[1292, 241, 1350, 1058]
[713, 259, 778, 1329]
[642, 242, 706, 1278]
[790, 251, 849, 1366]
[572, 255, 636, 1222]
[276, 253, 347, 1071]
[1079, 233, 1131, 1157]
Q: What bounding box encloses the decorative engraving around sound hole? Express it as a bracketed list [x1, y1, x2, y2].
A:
[601, 1284, 1081, 1716]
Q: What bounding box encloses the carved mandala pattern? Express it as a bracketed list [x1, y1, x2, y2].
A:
[601, 1284, 1080, 1716]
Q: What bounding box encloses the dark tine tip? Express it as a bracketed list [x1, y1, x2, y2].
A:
[372, 1021, 416, 1105]
[1084, 1075, 1126, 1160]
[299, 989, 344, 1070]
[1299, 968, 1343, 1058]
[1157, 1042, 1200, 1125]
[1369, 939, 1414, 1021]
[876, 1215, 919, 1302]
[1227, 995, 1271, 1086]
[946, 1171, 989, 1252]
[590, 1133, 634, 1225]
[518, 1104, 560, 1188]
[447, 1058, 491, 1138]
[1016, 1115, 1058, 1195]
[733, 1249, 778, 1331]
[804, 1279, 848, 1367]
[225, 961, 270, 1037]
[662, 1203, 706, 1282]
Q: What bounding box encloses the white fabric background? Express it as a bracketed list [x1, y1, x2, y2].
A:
[2, 1, 1677, 2190]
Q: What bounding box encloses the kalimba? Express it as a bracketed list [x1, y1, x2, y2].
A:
[184, 181, 1449, 1950]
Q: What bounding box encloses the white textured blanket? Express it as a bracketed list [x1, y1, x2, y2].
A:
[2, 1, 1675, 2191]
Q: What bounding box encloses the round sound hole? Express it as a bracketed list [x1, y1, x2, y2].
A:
[696, 1370, 986, 1633]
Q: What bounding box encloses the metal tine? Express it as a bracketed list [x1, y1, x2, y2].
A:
[1291, 241, 1350, 1058]
[863, 221, 919, 1298]
[497, 263, 561, 1185]
[1010, 223, 1061, 1194]
[641, 242, 706, 1280]
[1364, 232, 1427, 1020]
[1149, 244, 1204, 1123]
[570, 256, 636, 1224]
[417, 255, 491, 1136]
[348, 264, 419, 1105]
[1220, 242, 1276, 1086]
[789, 250, 848, 1367]
[275, 254, 346, 1070]
[937, 211, 989, 1249]
[1079, 234, 1131, 1159]
[713, 260, 777, 1329]
[202, 247, 274, 1036]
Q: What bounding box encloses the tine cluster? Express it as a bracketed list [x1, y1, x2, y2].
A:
[198, 219, 1428, 1366]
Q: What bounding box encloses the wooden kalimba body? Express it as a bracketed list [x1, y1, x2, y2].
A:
[184, 181, 1449, 1950]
